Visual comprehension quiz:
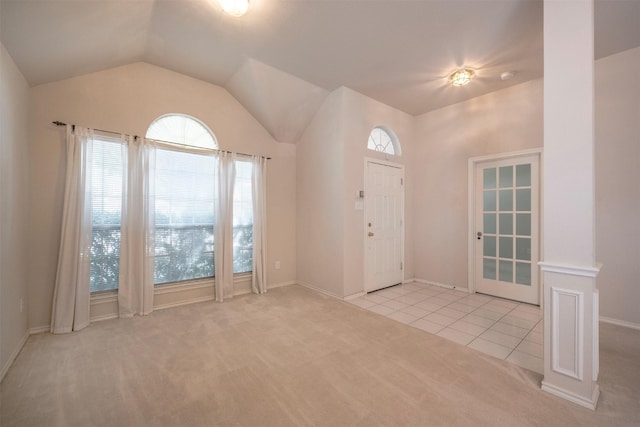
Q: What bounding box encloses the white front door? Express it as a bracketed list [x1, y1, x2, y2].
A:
[365, 161, 404, 292]
[474, 154, 540, 304]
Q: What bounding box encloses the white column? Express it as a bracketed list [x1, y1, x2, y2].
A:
[541, 0, 600, 409]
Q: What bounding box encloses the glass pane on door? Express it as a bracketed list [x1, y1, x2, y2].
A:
[516, 262, 531, 285]
[483, 258, 496, 280]
[484, 213, 496, 234]
[516, 164, 531, 187]
[516, 213, 531, 236]
[484, 168, 496, 189]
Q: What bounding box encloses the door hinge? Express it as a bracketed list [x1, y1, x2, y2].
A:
[400, 262, 403, 270]
[400, 178, 404, 185]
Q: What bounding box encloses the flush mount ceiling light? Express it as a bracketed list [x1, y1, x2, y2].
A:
[219, 0, 249, 17]
[450, 68, 475, 87]
[501, 71, 516, 81]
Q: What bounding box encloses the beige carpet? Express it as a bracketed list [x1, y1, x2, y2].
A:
[1, 285, 638, 426]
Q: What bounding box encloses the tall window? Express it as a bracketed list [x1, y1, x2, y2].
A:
[147, 114, 254, 286]
[90, 135, 124, 293]
[367, 127, 400, 156]
[233, 160, 253, 273]
[153, 148, 216, 284]
[88, 114, 255, 293]
[147, 115, 217, 285]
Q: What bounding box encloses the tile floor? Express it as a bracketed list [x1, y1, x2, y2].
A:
[348, 281, 543, 374]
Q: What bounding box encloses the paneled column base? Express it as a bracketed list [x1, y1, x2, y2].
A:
[542, 378, 600, 410]
[539, 262, 601, 410]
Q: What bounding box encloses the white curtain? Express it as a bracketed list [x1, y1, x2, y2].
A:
[50, 126, 94, 334]
[251, 156, 268, 294]
[214, 152, 236, 301]
[52, 126, 266, 330]
[118, 136, 156, 316]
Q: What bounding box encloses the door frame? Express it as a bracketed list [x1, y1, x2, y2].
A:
[364, 157, 405, 293]
[467, 148, 544, 303]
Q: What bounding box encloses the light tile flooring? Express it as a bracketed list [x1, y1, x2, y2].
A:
[348, 281, 543, 374]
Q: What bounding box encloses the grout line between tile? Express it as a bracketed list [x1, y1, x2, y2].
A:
[355, 282, 543, 363]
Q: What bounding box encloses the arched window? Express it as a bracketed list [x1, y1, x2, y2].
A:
[146, 114, 217, 285]
[146, 114, 217, 149]
[367, 127, 400, 156]
[145, 114, 254, 286]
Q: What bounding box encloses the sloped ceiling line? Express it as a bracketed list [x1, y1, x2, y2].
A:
[1, 0, 637, 143]
[226, 58, 329, 143]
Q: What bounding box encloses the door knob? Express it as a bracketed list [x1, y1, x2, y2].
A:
[368, 232, 374, 237]
[477, 231, 482, 240]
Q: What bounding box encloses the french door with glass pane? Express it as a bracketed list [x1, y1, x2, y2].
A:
[474, 154, 540, 305]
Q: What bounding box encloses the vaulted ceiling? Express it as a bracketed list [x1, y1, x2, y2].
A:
[1, 0, 638, 143]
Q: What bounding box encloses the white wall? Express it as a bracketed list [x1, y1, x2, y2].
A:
[296, 87, 414, 298]
[296, 89, 346, 297]
[341, 88, 414, 297]
[28, 62, 297, 330]
[412, 79, 544, 289]
[595, 47, 640, 325]
[8, 42, 640, 335]
[411, 47, 640, 326]
[0, 42, 30, 378]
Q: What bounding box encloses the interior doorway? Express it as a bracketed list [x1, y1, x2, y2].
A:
[469, 150, 541, 305]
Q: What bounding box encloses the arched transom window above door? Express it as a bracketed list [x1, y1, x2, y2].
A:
[367, 127, 401, 156]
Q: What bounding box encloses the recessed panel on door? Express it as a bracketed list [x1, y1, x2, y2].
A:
[365, 161, 404, 292]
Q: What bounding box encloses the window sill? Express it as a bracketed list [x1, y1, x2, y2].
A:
[89, 274, 255, 322]
[90, 290, 117, 301]
[90, 272, 252, 298]
[154, 277, 214, 293]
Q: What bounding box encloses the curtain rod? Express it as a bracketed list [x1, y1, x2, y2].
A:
[51, 121, 271, 160]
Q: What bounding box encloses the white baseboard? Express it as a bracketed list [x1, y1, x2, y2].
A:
[106, 279, 296, 309]
[413, 278, 453, 288]
[303, 279, 470, 301]
[600, 316, 640, 331]
[90, 313, 120, 323]
[268, 280, 296, 289]
[29, 325, 50, 335]
[28, 281, 297, 334]
[0, 330, 29, 383]
[344, 291, 366, 301]
[297, 281, 342, 300]
[83, 277, 298, 317]
[541, 380, 599, 411]
[414, 278, 469, 292]
[232, 280, 297, 297]
[154, 295, 215, 311]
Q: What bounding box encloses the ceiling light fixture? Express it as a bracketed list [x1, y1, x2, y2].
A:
[450, 68, 475, 87]
[500, 71, 515, 81]
[219, 0, 249, 17]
